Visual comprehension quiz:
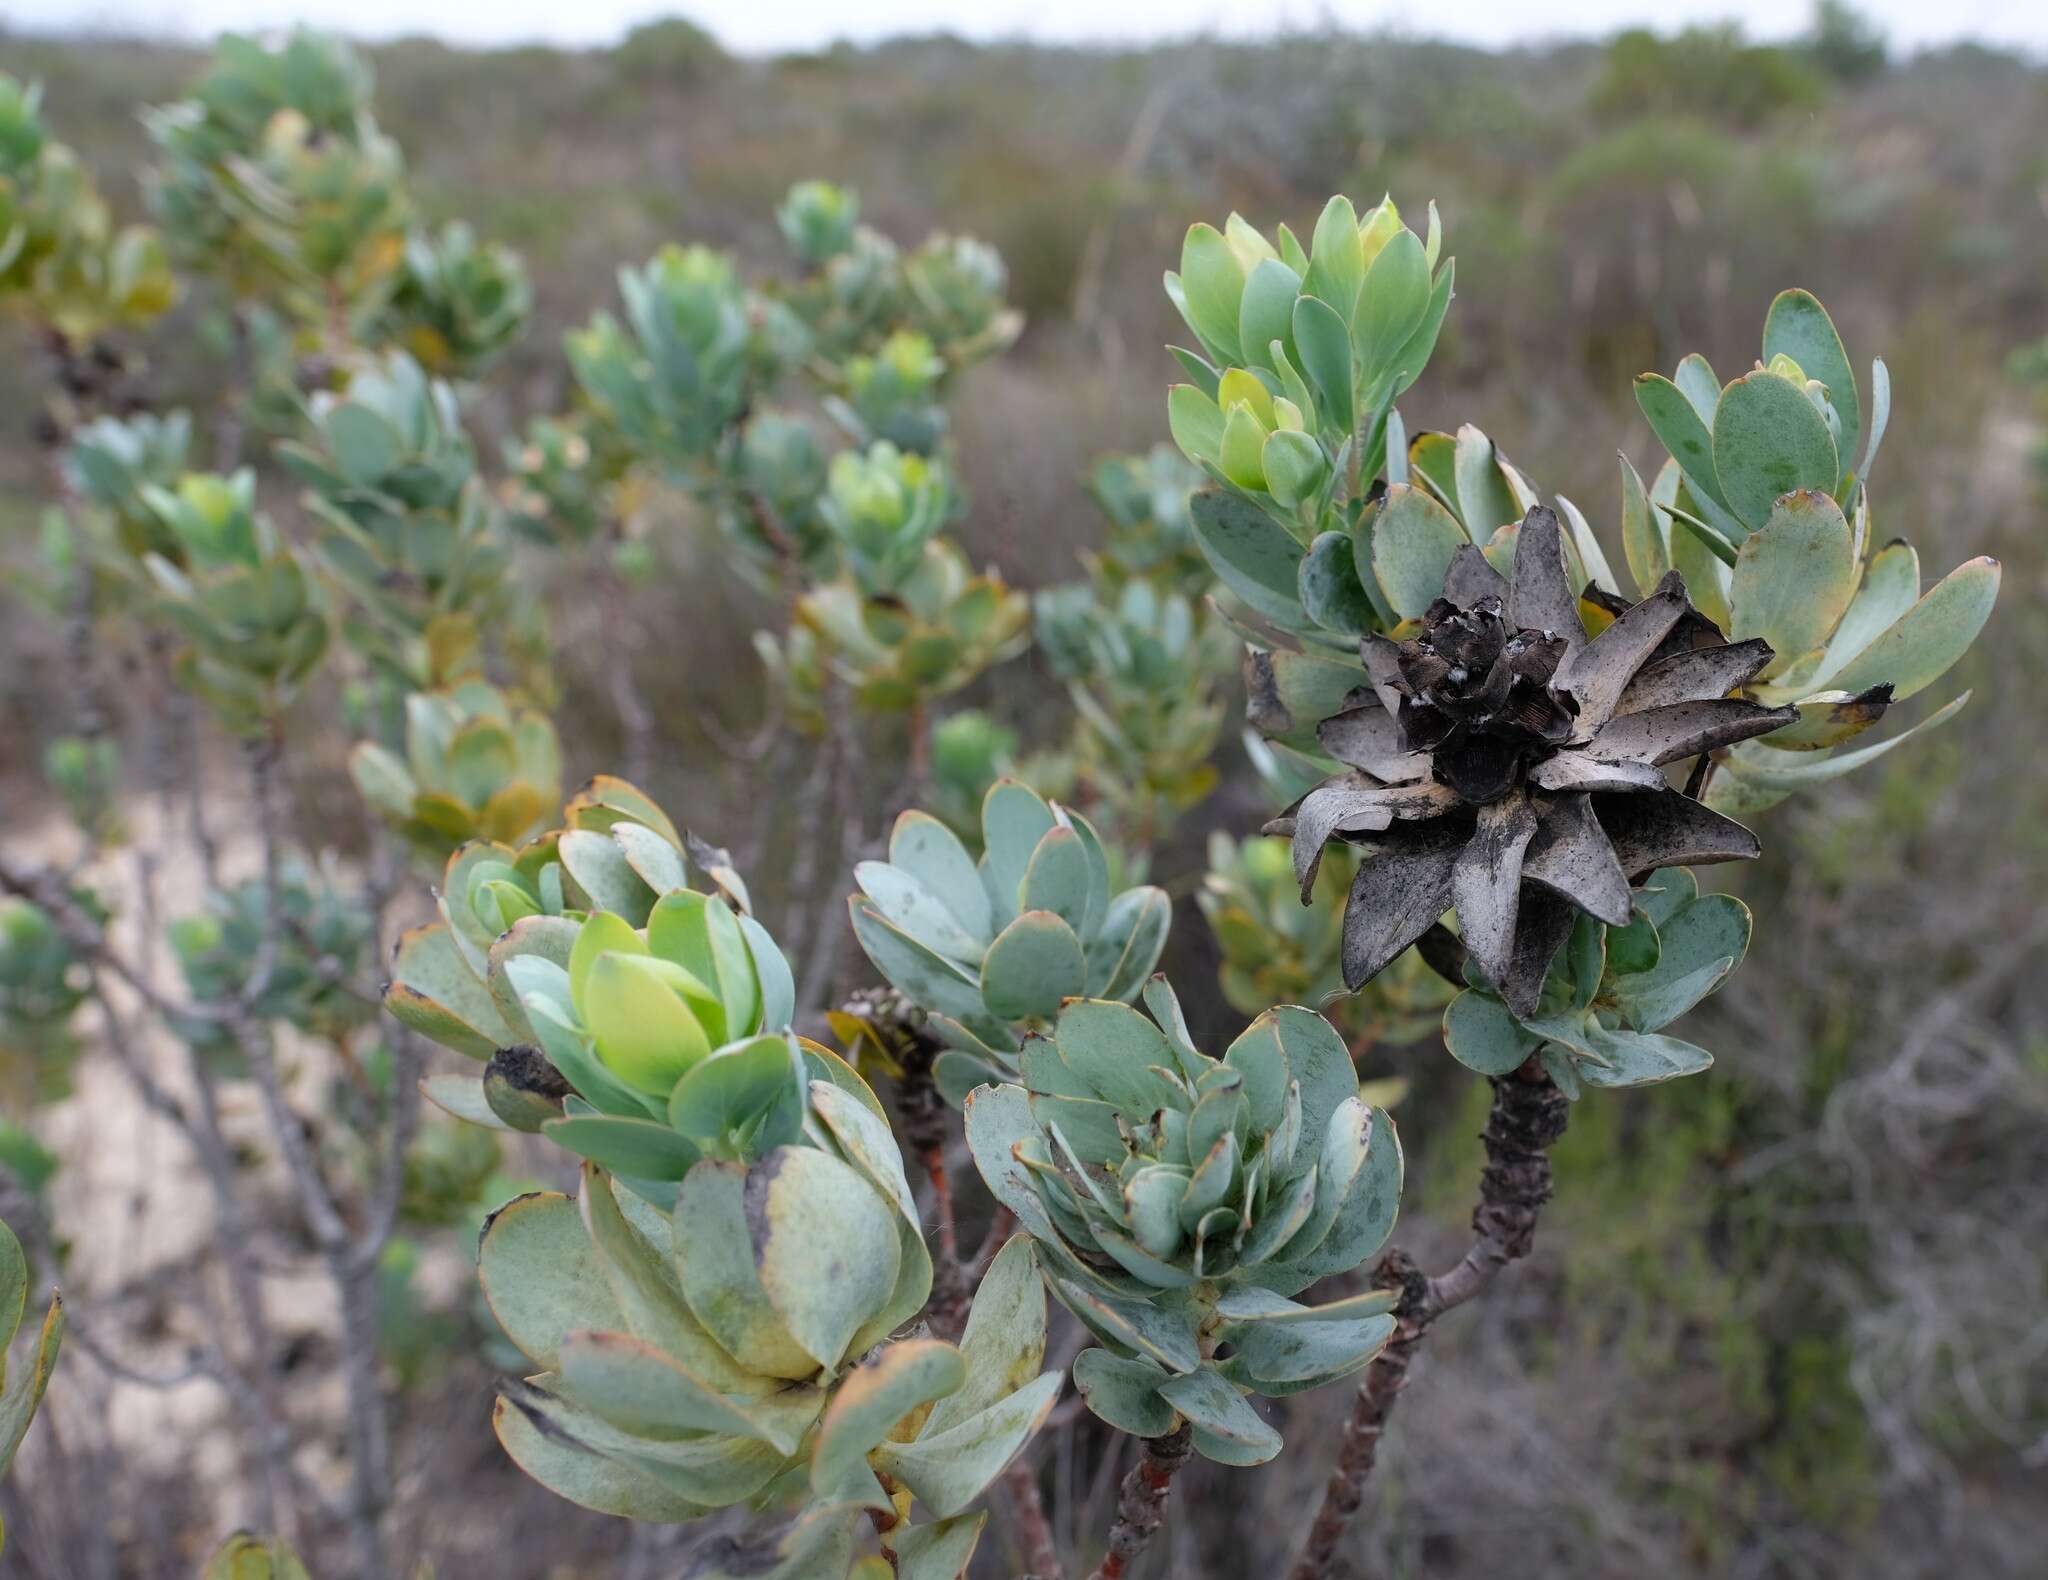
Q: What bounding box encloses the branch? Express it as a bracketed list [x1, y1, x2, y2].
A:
[1086, 1424, 1193, 1580]
[1006, 1455, 1064, 1580]
[352, 1024, 426, 1273]
[1287, 1058, 1570, 1580]
[0, 854, 230, 1029]
[897, 1036, 963, 1313]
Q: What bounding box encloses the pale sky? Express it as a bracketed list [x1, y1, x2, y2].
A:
[8, 0, 2045, 56]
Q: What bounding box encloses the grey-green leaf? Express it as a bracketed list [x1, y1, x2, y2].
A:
[1711, 370, 1840, 532]
[1762, 289, 1860, 473]
[1371, 483, 1469, 618]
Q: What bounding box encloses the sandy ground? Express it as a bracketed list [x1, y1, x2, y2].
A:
[9, 774, 370, 1529]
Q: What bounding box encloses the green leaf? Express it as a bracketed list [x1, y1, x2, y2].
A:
[1665, 477, 1734, 625]
[1258, 1104, 1402, 1295]
[1762, 289, 1860, 475]
[1302, 195, 1364, 322]
[1672, 354, 1720, 424]
[1178, 224, 1246, 364]
[505, 1380, 787, 1507]
[1157, 1368, 1282, 1466]
[0, 1221, 23, 1364]
[1633, 866, 1698, 929]
[569, 909, 645, 1003]
[1371, 483, 1468, 618]
[324, 402, 404, 486]
[648, 890, 758, 1044]
[888, 810, 993, 944]
[1611, 958, 1734, 1035]
[1819, 557, 2000, 703]
[1556, 494, 1621, 597]
[1218, 405, 1268, 491]
[1711, 370, 1840, 532]
[1618, 452, 1671, 597]
[556, 1328, 806, 1447]
[1386, 256, 1453, 399]
[1268, 1005, 1359, 1160]
[387, 923, 513, 1059]
[1605, 913, 1660, 977]
[1246, 648, 1366, 755]
[1072, 1347, 1175, 1435]
[848, 899, 994, 1028]
[1031, 1094, 1127, 1169]
[558, 828, 658, 922]
[897, 1513, 987, 1580]
[810, 1338, 967, 1508]
[1574, 1023, 1714, 1089]
[1053, 998, 1181, 1114]
[201, 1533, 313, 1579]
[1707, 692, 1972, 817]
[1730, 490, 1857, 679]
[871, 1371, 1063, 1517]
[667, 1037, 804, 1157]
[477, 1191, 625, 1371]
[963, 1083, 1059, 1239]
[980, 780, 1057, 916]
[1407, 429, 1458, 510]
[1861, 356, 1891, 480]
[1213, 1286, 1398, 1325]
[855, 860, 984, 962]
[1262, 428, 1326, 508]
[1806, 538, 1920, 686]
[422, 1071, 510, 1130]
[1262, 1098, 1364, 1266]
[1238, 257, 1302, 374]
[1168, 344, 1222, 399]
[924, 1236, 1047, 1438]
[657, 1506, 859, 1580]
[1189, 487, 1309, 627]
[1635, 373, 1730, 514]
[1627, 893, 1749, 992]
[672, 1161, 817, 1380]
[933, 1049, 1005, 1106]
[489, 915, 578, 1036]
[1121, 1168, 1191, 1263]
[1047, 1275, 1201, 1373]
[544, 1114, 701, 1180]
[750, 1145, 903, 1373]
[1221, 1011, 1288, 1133]
[611, 821, 688, 897]
[578, 1164, 756, 1394]
[0, 1285, 61, 1479]
[1453, 424, 1520, 538]
[348, 741, 416, 821]
[582, 952, 712, 1094]
[1354, 228, 1428, 381]
[1167, 384, 1224, 464]
[1270, 341, 1320, 431]
[1020, 828, 1092, 933]
[1297, 530, 1372, 636]
[492, 1394, 709, 1522]
[1291, 293, 1355, 440]
[808, 1076, 919, 1225]
[1220, 1310, 1395, 1391]
[1443, 990, 1540, 1076]
[981, 912, 1086, 1022]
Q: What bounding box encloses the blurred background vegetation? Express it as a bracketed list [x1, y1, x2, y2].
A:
[1, 4, 2044, 1574]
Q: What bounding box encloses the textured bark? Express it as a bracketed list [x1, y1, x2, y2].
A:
[1006, 1456, 1064, 1580]
[1287, 1059, 1570, 1580]
[897, 1027, 968, 1339]
[849, 988, 972, 1341]
[1087, 1424, 1194, 1580]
